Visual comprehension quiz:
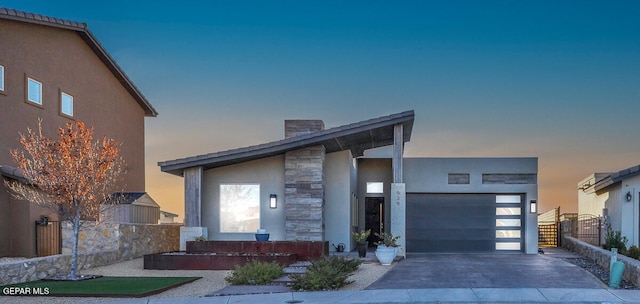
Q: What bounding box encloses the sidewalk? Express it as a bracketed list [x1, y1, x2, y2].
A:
[101, 288, 640, 303]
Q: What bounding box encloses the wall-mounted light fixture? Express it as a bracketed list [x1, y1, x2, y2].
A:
[270, 194, 277, 208]
[530, 200, 537, 214]
[626, 191, 633, 202]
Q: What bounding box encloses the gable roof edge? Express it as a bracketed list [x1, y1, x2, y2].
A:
[0, 7, 158, 117]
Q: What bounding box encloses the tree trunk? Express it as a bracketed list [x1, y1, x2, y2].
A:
[70, 213, 80, 279]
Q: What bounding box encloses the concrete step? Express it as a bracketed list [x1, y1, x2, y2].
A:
[272, 274, 294, 286]
[283, 266, 307, 275]
[288, 261, 312, 267]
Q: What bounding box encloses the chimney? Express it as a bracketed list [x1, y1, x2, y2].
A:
[284, 120, 324, 139]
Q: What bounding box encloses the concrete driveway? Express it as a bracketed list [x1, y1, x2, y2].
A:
[366, 250, 605, 289]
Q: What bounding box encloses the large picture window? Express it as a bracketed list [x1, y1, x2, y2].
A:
[220, 184, 260, 233]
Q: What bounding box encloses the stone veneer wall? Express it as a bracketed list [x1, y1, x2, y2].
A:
[61, 222, 179, 256]
[284, 146, 326, 241]
[562, 235, 640, 286]
[0, 222, 179, 285]
[284, 119, 326, 241]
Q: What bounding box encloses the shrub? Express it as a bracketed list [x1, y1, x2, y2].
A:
[603, 228, 628, 255]
[224, 260, 284, 285]
[291, 256, 362, 291]
[626, 246, 640, 260]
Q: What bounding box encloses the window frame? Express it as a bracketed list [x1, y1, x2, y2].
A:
[0, 65, 5, 94]
[60, 90, 74, 117]
[26, 76, 43, 106]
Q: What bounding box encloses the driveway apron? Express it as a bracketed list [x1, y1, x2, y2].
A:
[366, 253, 605, 289]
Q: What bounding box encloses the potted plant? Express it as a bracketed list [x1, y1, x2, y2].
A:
[374, 232, 400, 265]
[352, 229, 371, 258]
[255, 228, 270, 242]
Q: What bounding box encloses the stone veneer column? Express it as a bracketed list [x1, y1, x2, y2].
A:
[284, 120, 326, 241]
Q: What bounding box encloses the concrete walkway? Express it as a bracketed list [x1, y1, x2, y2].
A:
[97, 288, 640, 303]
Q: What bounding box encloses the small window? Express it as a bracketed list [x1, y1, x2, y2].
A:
[61, 92, 73, 116]
[27, 77, 42, 105]
[0, 65, 5, 92]
[366, 182, 383, 194]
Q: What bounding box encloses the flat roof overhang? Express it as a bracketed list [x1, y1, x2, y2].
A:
[159, 110, 414, 176]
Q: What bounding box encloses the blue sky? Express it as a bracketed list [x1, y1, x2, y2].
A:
[4, 1, 640, 218]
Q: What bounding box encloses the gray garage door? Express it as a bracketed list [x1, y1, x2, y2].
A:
[406, 193, 523, 253]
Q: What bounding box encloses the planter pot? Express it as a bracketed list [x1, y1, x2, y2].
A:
[375, 245, 397, 265]
[255, 233, 270, 242]
[357, 241, 368, 258]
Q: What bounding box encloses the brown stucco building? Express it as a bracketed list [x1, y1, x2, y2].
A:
[0, 8, 157, 257]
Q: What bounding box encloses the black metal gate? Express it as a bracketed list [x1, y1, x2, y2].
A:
[538, 223, 559, 247]
[35, 217, 62, 257]
[538, 207, 560, 247]
[572, 214, 602, 246]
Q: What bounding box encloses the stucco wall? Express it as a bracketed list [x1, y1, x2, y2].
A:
[403, 157, 539, 254]
[325, 150, 354, 252]
[619, 175, 639, 247]
[0, 18, 149, 257]
[578, 174, 607, 217]
[578, 174, 640, 247]
[605, 187, 624, 234]
[201, 155, 285, 241]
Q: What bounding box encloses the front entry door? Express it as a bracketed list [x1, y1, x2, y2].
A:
[365, 197, 384, 247]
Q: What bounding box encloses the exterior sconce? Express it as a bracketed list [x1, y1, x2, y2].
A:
[626, 191, 633, 202]
[270, 194, 277, 208]
[530, 200, 537, 214]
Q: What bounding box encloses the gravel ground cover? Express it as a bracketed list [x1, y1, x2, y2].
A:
[0, 257, 394, 303]
[563, 257, 639, 290]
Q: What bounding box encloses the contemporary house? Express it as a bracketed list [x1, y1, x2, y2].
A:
[160, 111, 539, 255]
[0, 8, 157, 257]
[578, 164, 640, 247]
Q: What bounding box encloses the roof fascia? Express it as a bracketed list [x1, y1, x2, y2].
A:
[160, 111, 414, 176]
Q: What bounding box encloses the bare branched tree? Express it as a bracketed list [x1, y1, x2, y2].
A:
[5, 120, 125, 279]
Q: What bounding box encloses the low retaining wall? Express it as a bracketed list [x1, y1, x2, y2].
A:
[62, 222, 180, 256]
[1, 222, 180, 285]
[186, 240, 329, 261]
[562, 235, 640, 286]
[0, 250, 121, 285]
[144, 241, 329, 270]
[144, 252, 297, 270]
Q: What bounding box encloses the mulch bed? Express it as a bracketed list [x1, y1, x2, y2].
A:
[563, 257, 638, 290]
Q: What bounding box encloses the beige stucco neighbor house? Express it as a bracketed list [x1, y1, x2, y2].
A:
[160, 111, 539, 255]
[0, 8, 157, 257]
[578, 164, 640, 247]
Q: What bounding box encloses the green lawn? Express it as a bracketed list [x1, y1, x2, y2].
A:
[1, 276, 201, 297]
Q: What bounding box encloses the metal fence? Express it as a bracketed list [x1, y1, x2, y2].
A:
[562, 214, 602, 247]
[35, 218, 62, 257]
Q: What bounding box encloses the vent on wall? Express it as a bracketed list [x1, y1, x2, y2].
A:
[482, 174, 537, 184]
[448, 173, 470, 184]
